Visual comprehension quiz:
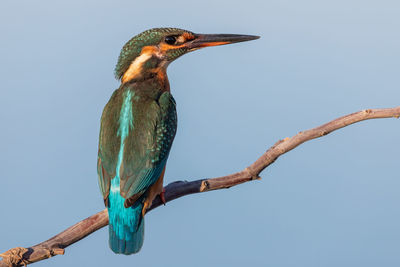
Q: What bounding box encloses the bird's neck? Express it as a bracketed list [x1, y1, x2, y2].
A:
[121, 69, 170, 100]
[121, 48, 170, 89]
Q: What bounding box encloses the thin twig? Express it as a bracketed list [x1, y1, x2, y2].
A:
[1, 106, 399, 267]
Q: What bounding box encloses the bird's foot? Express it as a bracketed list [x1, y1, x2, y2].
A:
[159, 188, 166, 205]
[141, 202, 149, 217]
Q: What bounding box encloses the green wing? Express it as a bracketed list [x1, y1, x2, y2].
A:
[97, 89, 122, 203]
[119, 91, 177, 200]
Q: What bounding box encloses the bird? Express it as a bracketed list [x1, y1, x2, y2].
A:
[97, 27, 259, 255]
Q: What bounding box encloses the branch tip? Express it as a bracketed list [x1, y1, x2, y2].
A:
[0, 247, 29, 267]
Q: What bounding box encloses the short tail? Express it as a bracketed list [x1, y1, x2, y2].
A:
[109, 217, 144, 254]
[108, 200, 145, 254]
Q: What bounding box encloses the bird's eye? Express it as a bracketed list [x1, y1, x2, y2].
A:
[165, 36, 177, 45]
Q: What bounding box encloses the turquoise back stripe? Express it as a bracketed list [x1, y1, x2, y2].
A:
[108, 90, 137, 241]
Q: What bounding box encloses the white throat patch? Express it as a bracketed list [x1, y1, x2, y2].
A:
[121, 52, 153, 83]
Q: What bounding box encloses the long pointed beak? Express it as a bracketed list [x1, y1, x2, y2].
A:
[186, 33, 260, 50]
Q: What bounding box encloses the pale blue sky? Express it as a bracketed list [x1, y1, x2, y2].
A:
[0, 0, 399, 266]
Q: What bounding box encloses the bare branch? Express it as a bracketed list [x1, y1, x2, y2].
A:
[1, 106, 399, 267]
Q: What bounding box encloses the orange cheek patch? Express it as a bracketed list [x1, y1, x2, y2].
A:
[141, 45, 158, 54]
[159, 43, 186, 52]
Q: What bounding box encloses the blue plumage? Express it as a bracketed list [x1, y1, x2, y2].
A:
[107, 158, 167, 254]
[108, 193, 144, 254]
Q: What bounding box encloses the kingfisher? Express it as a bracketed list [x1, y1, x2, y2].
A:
[97, 27, 259, 255]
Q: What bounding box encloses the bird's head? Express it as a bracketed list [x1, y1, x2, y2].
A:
[115, 27, 259, 84]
